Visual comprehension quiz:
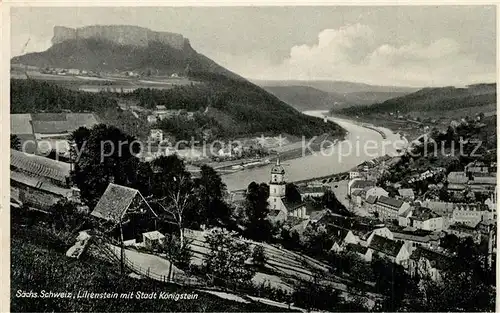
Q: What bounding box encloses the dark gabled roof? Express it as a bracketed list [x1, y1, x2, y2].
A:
[10, 149, 71, 184]
[469, 176, 497, 185]
[91, 183, 153, 223]
[411, 247, 451, 270]
[326, 224, 351, 240]
[282, 198, 305, 211]
[366, 195, 377, 204]
[31, 113, 67, 121]
[30, 113, 99, 134]
[351, 189, 365, 197]
[10, 170, 71, 197]
[369, 235, 404, 257]
[32, 120, 70, 134]
[392, 229, 440, 243]
[377, 196, 404, 209]
[350, 180, 376, 190]
[299, 186, 328, 194]
[268, 209, 283, 217]
[398, 188, 415, 197]
[346, 243, 369, 255]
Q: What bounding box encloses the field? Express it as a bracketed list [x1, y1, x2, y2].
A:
[11, 68, 196, 92]
[10, 224, 291, 312]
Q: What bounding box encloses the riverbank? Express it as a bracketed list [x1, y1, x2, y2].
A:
[222, 111, 403, 191]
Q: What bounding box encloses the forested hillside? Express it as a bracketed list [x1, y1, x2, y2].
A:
[338, 84, 496, 115]
[11, 78, 345, 140]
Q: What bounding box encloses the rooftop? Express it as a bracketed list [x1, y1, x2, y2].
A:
[10, 170, 71, 197]
[377, 196, 404, 209]
[366, 195, 377, 204]
[91, 183, 148, 223]
[411, 207, 440, 221]
[350, 180, 376, 190]
[369, 235, 404, 257]
[10, 149, 71, 184]
[346, 243, 369, 255]
[410, 247, 451, 270]
[143, 230, 165, 240]
[398, 188, 415, 198]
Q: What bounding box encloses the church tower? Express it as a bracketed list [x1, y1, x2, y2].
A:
[269, 157, 286, 211]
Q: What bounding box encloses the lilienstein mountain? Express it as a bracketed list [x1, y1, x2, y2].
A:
[11, 25, 344, 139]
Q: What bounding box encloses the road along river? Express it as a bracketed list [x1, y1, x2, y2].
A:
[222, 110, 407, 191]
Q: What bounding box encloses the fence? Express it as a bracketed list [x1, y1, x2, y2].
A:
[92, 234, 206, 287]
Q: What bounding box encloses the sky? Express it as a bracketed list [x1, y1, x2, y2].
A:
[10, 6, 496, 87]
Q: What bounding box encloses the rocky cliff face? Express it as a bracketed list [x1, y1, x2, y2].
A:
[52, 25, 187, 50]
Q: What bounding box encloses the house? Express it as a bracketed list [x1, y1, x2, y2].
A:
[398, 206, 413, 227]
[11, 113, 98, 154]
[10, 149, 71, 186]
[398, 188, 415, 201]
[267, 209, 288, 224]
[365, 187, 389, 199]
[447, 171, 469, 184]
[349, 171, 360, 179]
[267, 158, 310, 220]
[368, 235, 410, 265]
[392, 229, 441, 253]
[469, 176, 497, 186]
[372, 196, 410, 221]
[419, 200, 455, 217]
[445, 223, 482, 244]
[10, 148, 84, 211]
[409, 207, 445, 231]
[348, 179, 376, 196]
[326, 224, 359, 250]
[10, 170, 77, 211]
[298, 186, 328, 199]
[345, 243, 373, 262]
[465, 161, 490, 175]
[142, 231, 166, 249]
[147, 115, 158, 124]
[149, 129, 164, 142]
[407, 247, 451, 282]
[90, 183, 158, 241]
[351, 189, 365, 206]
[452, 203, 492, 227]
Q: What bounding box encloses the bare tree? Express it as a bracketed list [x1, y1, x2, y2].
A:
[150, 174, 194, 249]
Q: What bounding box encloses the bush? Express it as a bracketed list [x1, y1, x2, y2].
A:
[252, 245, 267, 268]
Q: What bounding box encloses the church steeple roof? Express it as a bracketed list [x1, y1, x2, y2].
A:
[271, 156, 285, 174]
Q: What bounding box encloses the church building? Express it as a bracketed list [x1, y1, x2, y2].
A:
[268, 157, 309, 221]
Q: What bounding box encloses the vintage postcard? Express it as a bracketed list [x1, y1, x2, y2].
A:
[3, 3, 497, 312]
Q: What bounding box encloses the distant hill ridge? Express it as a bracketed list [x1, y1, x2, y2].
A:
[52, 25, 187, 49]
[338, 83, 496, 115]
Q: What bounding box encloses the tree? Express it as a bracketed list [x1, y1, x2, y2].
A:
[322, 189, 351, 216]
[204, 228, 254, 288]
[10, 134, 21, 150]
[285, 183, 302, 203]
[291, 271, 341, 311]
[70, 124, 140, 207]
[161, 234, 193, 271]
[244, 182, 273, 241]
[48, 200, 87, 243]
[149, 160, 194, 250]
[193, 165, 230, 227]
[251, 244, 267, 268]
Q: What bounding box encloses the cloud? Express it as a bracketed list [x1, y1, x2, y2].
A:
[213, 23, 494, 87]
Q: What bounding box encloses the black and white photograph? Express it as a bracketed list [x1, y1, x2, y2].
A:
[6, 4, 498, 312]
